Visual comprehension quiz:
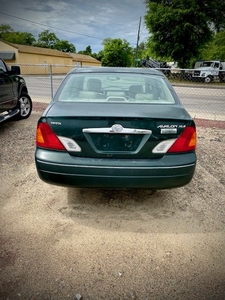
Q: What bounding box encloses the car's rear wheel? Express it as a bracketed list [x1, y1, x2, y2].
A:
[16, 94, 32, 119]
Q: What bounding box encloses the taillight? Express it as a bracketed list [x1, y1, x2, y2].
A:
[168, 126, 197, 153]
[36, 122, 65, 150]
[152, 126, 196, 154]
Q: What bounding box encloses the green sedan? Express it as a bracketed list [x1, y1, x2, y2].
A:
[35, 67, 197, 189]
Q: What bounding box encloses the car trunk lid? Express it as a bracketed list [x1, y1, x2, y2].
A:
[43, 102, 194, 158]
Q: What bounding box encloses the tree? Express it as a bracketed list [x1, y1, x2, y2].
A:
[91, 50, 104, 62]
[0, 24, 13, 36]
[85, 45, 92, 55]
[0, 24, 35, 45]
[101, 38, 133, 67]
[78, 46, 103, 61]
[78, 45, 92, 55]
[133, 41, 151, 60]
[203, 0, 225, 32]
[0, 24, 77, 53]
[91, 52, 100, 60]
[53, 40, 76, 53]
[2, 31, 36, 45]
[199, 30, 225, 61]
[35, 30, 59, 48]
[35, 30, 76, 52]
[144, 0, 225, 67]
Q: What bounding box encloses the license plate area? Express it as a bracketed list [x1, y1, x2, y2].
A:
[83, 132, 151, 154]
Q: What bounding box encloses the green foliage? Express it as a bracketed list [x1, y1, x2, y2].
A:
[101, 38, 133, 67]
[0, 24, 35, 45]
[144, 1, 212, 67]
[53, 40, 76, 53]
[144, 0, 225, 67]
[198, 31, 225, 61]
[84, 45, 92, 55]
[91, 52, 100, 60]
[0, 25, 76, 53]
[134, 42, 149, 60]
[35, 30, 76, 52]
[202, 0, 225, 32]
[93, 50, 104, 62]
[34, 30, 59, 48]
[78, 45, 92, 55]
[1, 31, 36, 45]
[0, 24, 13, 35]
[0, 23, 136, 64]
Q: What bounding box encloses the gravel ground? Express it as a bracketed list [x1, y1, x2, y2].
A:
[0, 104, 225, 300]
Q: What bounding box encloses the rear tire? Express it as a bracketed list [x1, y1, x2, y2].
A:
[16, 93, 32, 119]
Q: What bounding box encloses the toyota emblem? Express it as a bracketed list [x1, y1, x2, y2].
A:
[111, 124, 123, 133]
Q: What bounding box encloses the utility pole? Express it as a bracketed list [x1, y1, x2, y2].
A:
[135, 16, 141, 66]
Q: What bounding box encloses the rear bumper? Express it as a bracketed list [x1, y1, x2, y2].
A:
[35, 149, 197, 189]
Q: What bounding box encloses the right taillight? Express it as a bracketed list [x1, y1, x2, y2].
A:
[168, 126, 197, 153]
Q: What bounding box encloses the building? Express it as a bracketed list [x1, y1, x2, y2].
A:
[0, 40, 101, 74]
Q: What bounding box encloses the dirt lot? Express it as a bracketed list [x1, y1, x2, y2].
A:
[0, 108, 225, 300]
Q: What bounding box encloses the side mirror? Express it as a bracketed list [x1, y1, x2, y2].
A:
[11, 66, 21, 75]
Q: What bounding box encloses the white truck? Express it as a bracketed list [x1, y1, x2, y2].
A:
[192, 60, 225, 83]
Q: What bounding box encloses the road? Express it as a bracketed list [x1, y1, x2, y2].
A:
[24, 76, 225, 121]
[0, 113, 225, 299]
[174, 85, 225, 120]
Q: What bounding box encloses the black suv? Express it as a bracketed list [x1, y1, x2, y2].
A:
[0, 58, 32, 123]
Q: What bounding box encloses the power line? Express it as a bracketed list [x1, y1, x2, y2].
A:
[0, 11, 103, 40]
[0, 11, 146, 47]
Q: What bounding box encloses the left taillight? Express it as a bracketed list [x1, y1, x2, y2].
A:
[152, 126, 197, 154]
[36, 122, 66, 151]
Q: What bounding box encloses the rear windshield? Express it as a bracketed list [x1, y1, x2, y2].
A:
[56, 72, 175, 104]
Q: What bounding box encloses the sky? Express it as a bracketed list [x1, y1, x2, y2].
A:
[0, 0, 149, 53]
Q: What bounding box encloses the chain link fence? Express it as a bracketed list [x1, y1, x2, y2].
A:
[10, 64, 225, 122]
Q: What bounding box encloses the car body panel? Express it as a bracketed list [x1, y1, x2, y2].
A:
[0, 59, 18, 111]
[36, 149, 196, 189]
[0, 69, 17, 112]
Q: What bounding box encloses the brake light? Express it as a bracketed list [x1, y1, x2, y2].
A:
[168, 126, 196, 153]
[36, 122, 65, 150]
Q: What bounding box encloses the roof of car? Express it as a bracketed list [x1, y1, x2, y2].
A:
[69, 67, 164, 76]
